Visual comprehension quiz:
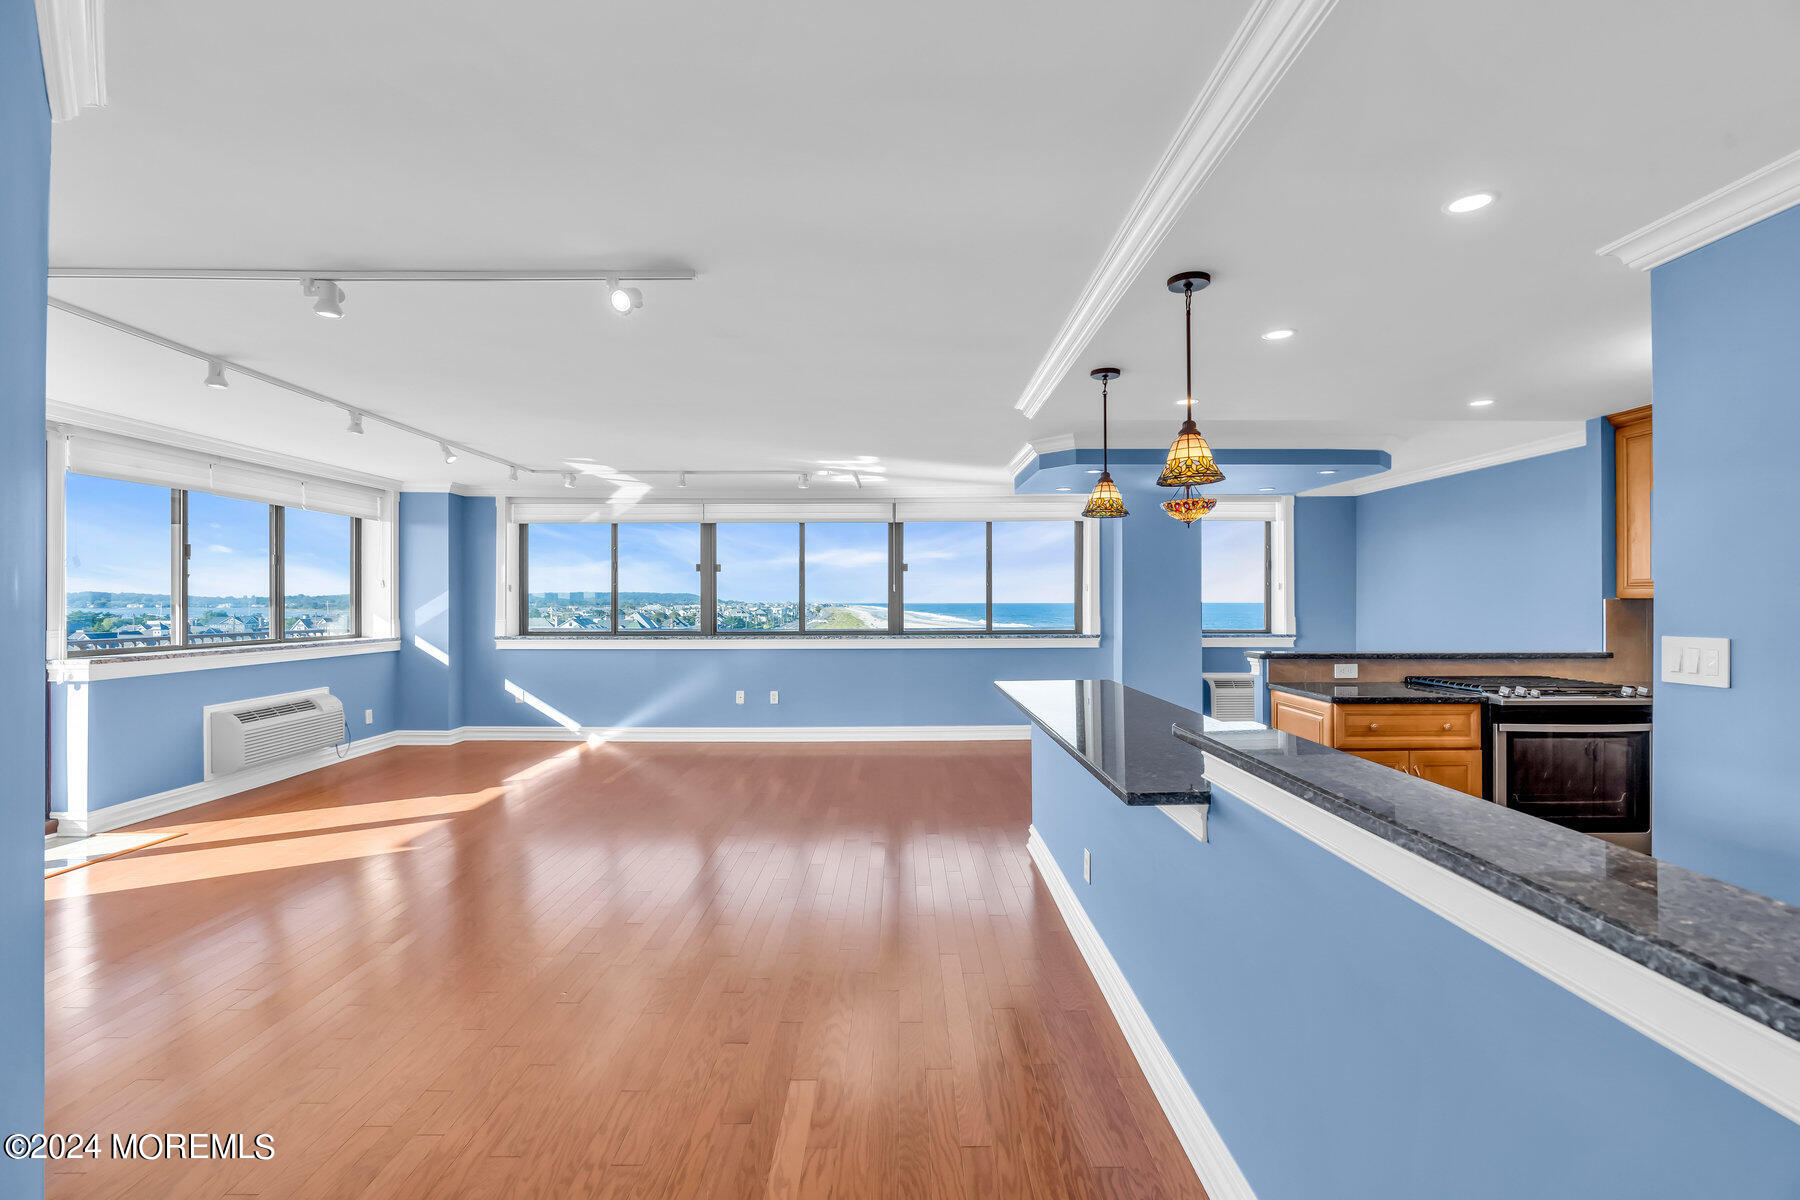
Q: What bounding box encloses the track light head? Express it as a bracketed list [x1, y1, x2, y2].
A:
[562, 472, 577, 489]
[508, 467, 520, 483]
[797, 472, 810, 490]
[677, 471, 688, 488]
[440, 442, 458, 464]
[345, 410, 363, 435]
[303, 278, 345, 319]
[204, 360, 229, 389]
[606, 276, 643, 316]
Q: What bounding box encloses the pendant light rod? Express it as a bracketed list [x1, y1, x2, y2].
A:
[1091, 367, 1120, 471]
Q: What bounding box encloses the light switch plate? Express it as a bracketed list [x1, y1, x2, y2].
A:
[1661, 636, 1730, 688]
[1333, 663, 1359, 679]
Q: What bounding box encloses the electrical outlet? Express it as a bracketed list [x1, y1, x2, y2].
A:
[735, 690, 745, 705]
[364, 708, 374, 725]
[769, 690, 779, 704]
[1083, 848, 1091, 884]
[1333, 663, 1359, 679]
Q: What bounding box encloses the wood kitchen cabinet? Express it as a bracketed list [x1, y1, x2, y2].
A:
[1609, 406, 1653, 598]
[1273, 692, 1485, 798]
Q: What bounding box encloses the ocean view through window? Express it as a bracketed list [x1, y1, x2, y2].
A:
[519, 519, 1082, 637]
[1200, 518, 1271, 633]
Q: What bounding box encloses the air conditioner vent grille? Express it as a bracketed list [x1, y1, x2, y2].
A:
[234, 698, 320, 724]
[1204, 674, 1258, 722]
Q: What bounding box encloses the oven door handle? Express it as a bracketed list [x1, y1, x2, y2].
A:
[1492, 723, 1653, 734]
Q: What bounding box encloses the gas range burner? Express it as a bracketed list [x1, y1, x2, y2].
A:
[1405, 675, 1652, 702]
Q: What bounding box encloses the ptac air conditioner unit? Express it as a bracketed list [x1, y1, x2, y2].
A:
[1203, 673, 1258, 722]
[205, 689, 346, 778]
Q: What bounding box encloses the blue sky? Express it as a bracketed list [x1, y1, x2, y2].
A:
[1201, 520, 1266, 604]
[65, 473, 352, 602]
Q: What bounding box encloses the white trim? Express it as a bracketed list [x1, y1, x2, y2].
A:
[1598, 148, 1800, 271]
[1204, 495, 1295, 637]
[1202, 635, 1296, 648]
[46, 401, 403, 494]
[53, 726, 1028, 835]
[48, 638, 401, 682]
[1026, 827, 1257, 1200]
[1013, 0, 1340, 419]
[1190, 754, 1800, 1125]
[1324, 426, 1588, 497]
[34, 0, 107, 122]
[494, 636, 1101, 651]
[54, 729, 404, 837]
[1006, 442, 1037, 480]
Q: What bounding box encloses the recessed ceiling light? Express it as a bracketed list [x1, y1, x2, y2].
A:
[1468, 397, 1495, 407]
[1258, 487, 1275, 492]
[1443, 191, 1496, 215]
[1318, 469, 1336, 475]
[1087, 469, 1101, 474]
[1056, 487, 1071, 492]
[1261, 328, 1296, 341]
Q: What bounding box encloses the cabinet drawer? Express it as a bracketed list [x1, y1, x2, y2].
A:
[1333, 704, 1480, 749]
[1270, 691, 1332, 746]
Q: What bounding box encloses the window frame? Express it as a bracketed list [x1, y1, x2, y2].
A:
[1198, 495, 1297, 644]
[61, 480, 364, 659]
[516, 518, 1086, 640]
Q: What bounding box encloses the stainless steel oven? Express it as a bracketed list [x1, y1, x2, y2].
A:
[1491, 717, 1652, 851]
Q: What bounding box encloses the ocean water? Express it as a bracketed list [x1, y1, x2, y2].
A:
[900, 602, 1075, 630]
[1203, 601, 1267, 631]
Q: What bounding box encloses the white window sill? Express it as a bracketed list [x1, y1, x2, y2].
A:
[1201, 634, 1298, 648]
[494, 634, 1102, 651]
[48, 638, 401, 682]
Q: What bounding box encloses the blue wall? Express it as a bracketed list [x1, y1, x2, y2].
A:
[50, 652, 400, 816]
[2, 1, 48, 1191]
[1353, 422, 1610, 652]
[397, 491, 465, 732]
[1648, 203, 1800, 905]
[1030, 733, 1800, 1199]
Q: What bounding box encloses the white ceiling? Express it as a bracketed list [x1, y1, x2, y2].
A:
[45, 0, 1243, 493]
[44, 1, 1800, 496]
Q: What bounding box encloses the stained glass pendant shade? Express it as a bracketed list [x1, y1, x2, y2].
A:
[1158, 271, 1225, 494]
[1082, 367, 1127, 518]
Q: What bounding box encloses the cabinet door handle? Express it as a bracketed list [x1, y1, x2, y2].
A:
[1367, 723, 1379, 731]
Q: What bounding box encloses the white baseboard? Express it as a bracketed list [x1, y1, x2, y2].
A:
[1026, 826, 1257, 1200]
[53, 730, 405, 836]
[54, 725, 1028, 835]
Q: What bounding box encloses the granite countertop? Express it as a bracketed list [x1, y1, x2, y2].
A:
[1172, 721, 1800, 1042]
[1269, 680, 1480, 705]
[995, 679, 1211, 806]
[1242, 649, 1613, 660]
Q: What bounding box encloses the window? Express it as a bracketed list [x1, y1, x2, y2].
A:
[1201, 518, 1272, 634]
[61, 473, 365, 656]
[64, 474, 174, 653]
[524, 523, 612, 632]
[803, 522, 888, 632]
[616, 524, 701, 631]
[283, 509, 357, 638]
[514, 516, 1083, 638]
[186, 491, 272, 645]
[715, 523, 800, 632]
[900, 522, 987, 631]
[991, 522, 1077, 630]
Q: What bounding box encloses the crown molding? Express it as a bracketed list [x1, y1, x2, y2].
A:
[45, 400, 405, 494]
[1005, 442, 1037, 480]
[1011, 0, 1341, 419]
[1598, 147, 1800, 271]
[35, 0, 108, 122]
[1320, 426, 1588, 497]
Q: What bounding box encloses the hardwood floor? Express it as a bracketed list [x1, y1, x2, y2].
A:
[46, 740, 1207, 1199]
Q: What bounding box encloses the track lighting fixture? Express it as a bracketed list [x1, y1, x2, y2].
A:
[508, 467, 520, 482]
[606, 276, 643, 316]
[440, 443, 458, 464]
[204, 360, 229, 389]
[797, 473, 810, 490]
[345, 411, 363, 435]
[677, 471, 688, 488]
[302, 278, 345, 319]
[562, 472, 577, 489]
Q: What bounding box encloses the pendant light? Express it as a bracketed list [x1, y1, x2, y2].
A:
[1158, 271, 1223, 524]
[1081, 367, 1127, 518]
